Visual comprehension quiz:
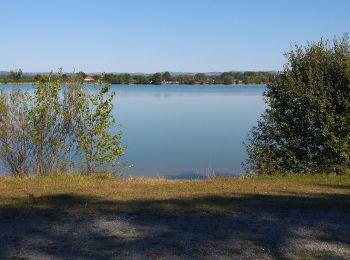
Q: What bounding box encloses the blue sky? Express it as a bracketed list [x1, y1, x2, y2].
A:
[0, 0, 349, 73]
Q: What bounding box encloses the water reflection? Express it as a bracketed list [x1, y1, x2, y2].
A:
[0, 84, 266, 178]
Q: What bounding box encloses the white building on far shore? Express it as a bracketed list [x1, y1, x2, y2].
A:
[84, 76, 95, 82]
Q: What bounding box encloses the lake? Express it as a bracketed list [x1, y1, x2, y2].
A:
[0, 84, 266, 178]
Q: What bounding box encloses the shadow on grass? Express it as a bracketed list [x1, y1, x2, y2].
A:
[0, 192, 349, 259]
[317, 183, 350, 191]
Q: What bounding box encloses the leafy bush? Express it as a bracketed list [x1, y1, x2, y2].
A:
[75, 75, 124, 173]
[0, 72, 125, 176]
[0, 89, 33, 176]
[246, 34, 350, 175]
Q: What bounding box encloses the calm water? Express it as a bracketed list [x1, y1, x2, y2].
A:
[0, 84, 266, 178]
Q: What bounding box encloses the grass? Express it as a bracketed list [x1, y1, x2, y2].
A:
[0, 174, 349, 215]
[1, 174, 349, 259]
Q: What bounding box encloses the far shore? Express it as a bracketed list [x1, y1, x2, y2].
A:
[0, 81, 266, 86]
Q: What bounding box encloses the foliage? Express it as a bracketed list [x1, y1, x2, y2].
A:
[151, 73, 163, 85]
[30, 72, 67, 175]
[9, 69, 22, 81]
[246, 34, 350, 175]
[0, 89, 33, 176]
[221, 72, 235, 85]
[75, 74, 125, 173]
[195, 73, 206, 83]
[0, 70, 273, 85]
[0, 72, 125, 176]
[162, 71, 172, 82]
[76, 71, 87, 82]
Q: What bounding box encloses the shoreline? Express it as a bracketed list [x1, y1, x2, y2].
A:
[0, 82, 267, 86]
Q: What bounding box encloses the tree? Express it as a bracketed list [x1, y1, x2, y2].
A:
[121, 73, 132, 84]
[151, 73, 163, 85]
[195, 73, 206, 83]
[34, 74, 42, 81]
[246, 34, 350, 175]
[76, 71, 87, 82]
[0, 89, 33, 176]
[222, 72, 235, 85]
[75, 74, 125, 173]
[0, 71, 125, 176]
[30, 72, 66, 175]
[10, 69, 22, 81]
[134, 75, 150, 84]
[162, 71, 172, 82]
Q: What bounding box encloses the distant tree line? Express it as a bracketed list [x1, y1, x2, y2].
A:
[0, 70, 274, 85]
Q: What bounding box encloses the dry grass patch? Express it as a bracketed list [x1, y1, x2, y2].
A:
[0, 174, 349, 259]
[0, 174, 349, 215]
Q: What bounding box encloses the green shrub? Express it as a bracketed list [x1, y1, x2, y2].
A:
[0, 72, 125, 176]
[246, 34, 350, 175]
[0, 89, 33, 176]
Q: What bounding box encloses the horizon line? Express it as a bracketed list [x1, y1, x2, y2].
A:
[0, 70, 279, 74]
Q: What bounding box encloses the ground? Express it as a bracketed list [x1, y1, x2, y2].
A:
[0, 174, 349, 259]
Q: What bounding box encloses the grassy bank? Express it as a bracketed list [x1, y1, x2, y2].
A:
[1, 175, 349, 259]
[1, 174, 349, 214]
